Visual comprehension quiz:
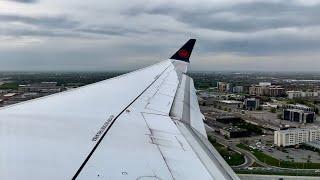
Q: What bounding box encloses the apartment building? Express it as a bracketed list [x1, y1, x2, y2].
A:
[287, 90, 320, 99]
[249, 84, 285, 97]
[274, 128, 320, 147]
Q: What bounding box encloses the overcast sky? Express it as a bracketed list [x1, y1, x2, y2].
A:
[1, 0, 320, 72]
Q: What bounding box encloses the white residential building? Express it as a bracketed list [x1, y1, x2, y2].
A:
[287, 90, 320, 99]
[274, 128, 320, 147]
[310, 129, 320, 141]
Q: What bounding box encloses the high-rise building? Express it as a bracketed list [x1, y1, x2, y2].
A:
[269, 86, 285, 97]
[249, 85, 266, 96]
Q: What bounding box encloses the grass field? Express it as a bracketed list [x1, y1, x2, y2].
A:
[0, 83, 18, 90]
[208, 136, 245, 166]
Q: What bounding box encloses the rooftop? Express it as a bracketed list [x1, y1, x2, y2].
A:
[222, 127, 247, 132]
[277, 128, 316, 133]
[3, 93, 17, 97]
[245, 98, 258, 101]
[219, 100, 243, 104]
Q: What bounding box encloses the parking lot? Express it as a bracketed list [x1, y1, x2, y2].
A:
[247, 140, 320, 163]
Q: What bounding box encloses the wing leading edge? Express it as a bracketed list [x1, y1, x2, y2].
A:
[0, 39, 239, 180]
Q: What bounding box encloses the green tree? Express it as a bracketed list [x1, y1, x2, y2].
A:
[257, 106, 263, 111]
[270, 108, 277, 113]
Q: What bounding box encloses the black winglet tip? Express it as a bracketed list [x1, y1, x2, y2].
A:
[170, 39, 196, 62]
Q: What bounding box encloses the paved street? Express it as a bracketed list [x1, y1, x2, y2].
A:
[205, 125, 255, 168]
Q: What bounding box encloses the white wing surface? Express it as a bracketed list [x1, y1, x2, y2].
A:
[0, 39, 239, 180]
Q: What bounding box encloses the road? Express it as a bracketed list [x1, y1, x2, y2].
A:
[205, 125, 255, 168]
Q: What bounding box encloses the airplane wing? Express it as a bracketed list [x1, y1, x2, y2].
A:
[0, 39, 240, 180]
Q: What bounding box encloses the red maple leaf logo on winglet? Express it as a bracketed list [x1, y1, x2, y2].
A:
[178, 49, 189, 58]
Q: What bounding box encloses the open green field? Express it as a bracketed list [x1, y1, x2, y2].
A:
[237, 143, 320, 169]
[0, 83, 18, 90]
[208, 136, 245, 166]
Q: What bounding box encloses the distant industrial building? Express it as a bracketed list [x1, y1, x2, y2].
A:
[287, 90, 320, 99]
[274, 128, 320, 147]
[220, 127, 250, 138]
[283, 109, 315, 124]
[244, 98, 260, 111]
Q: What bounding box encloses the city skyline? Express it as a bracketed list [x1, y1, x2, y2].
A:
[1, 0, 320, 72]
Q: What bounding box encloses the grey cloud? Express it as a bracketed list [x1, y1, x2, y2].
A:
[128, 1, 320, 32]
[0, 14, 85, 38]
[1, 0, 320, 71]
[198, 36, 320, 56]
[7, 0, 37, 3]
[0, 14, 146, 38]
[78, 26, 145, 36]
[123, 1, 320, 55]
[3, 28, 81, 38]
[0, 14, 79, 29]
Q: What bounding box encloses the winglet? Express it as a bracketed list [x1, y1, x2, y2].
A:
[170, 39, 196, 62]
